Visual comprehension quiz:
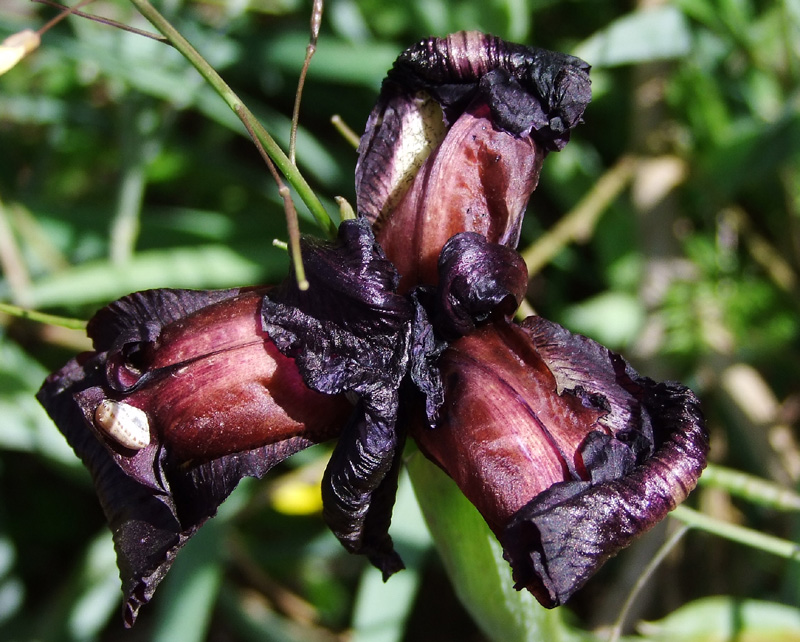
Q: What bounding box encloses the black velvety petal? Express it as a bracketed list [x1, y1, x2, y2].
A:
[499, 317, 708, 607]
[262, 218, 414, 576]
[38, 288, 343, 626]
[88, 288, 240, 353]
[322, 404, 407, 578]
[407, 287, 448, 426]
[115, 438, 315, 626]
[382, 31, 590, 147]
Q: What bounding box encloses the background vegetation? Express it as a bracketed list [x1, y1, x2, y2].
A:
[1, 0, 799, 640]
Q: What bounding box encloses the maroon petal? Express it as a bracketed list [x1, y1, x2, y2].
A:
[498, 317, 708, 606]
[411, 316, 708, 607]
[38, 288, 350, 626]
[412, 321, 607, 535]
[364, 105, 543, 290]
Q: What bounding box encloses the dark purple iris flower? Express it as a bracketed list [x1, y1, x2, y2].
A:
[37, 31, 707, 627]
[409, 314, 707, 607]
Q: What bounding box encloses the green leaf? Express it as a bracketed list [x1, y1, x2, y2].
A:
[151, 518, 225, 642]
[260, 33, 400, 89]
[639, 596, 800, 642]
[406, 452, 587, 642]
[351, 470, 432, 642]
[574, 5, 691, 67]
[65, 530, 120, 641]
[29, 245, 265, 309]
[561, 291, 645, 350]
[0, 336, 77, 466]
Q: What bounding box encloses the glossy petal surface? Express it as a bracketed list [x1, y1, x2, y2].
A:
[38, 288, 349, 625]
[412, 316, 708, 607]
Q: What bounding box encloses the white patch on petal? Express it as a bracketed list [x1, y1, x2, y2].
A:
[383, 92, 447, 217]
[94, 400, 151, 450]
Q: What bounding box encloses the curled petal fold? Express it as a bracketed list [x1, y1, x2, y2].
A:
[502, 378, 707, 607]
[262, 219, 414, 576]
[386, 31, 591, 144]
[434, 231, 528, 339]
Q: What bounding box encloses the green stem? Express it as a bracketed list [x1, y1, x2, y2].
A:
[520, 155, 637, 277]
[0, 302, 87, 330]
[671, 505, 800, 561]
[127, 0, 335, 238]
[608, 524, 690, 642]
[699, 463, 800, 512]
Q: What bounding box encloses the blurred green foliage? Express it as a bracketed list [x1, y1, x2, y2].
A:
[1, 0, 799, 640]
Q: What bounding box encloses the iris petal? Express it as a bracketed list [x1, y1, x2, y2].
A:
[502, 379, 707, 607]
[38, 288, 348, 625]
[411, 316, 708, 607]
[262, 219, 415, 576]
[356, 31, 591, 289]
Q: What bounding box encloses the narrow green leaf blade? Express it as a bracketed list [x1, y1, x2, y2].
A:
[640, 596, 800, 642]
[574, 5, 691, 67]
[406, 452, 586, 642]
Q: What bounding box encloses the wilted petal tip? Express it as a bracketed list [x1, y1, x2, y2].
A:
[356, 33, 589, 290]
[501, 377, 707, 607]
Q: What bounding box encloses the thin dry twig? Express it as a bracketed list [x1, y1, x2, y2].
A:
[726, 205, 800, 301]
[237, 105, 309, 290]
[330, 114, 361, 150]
[289, 0, 323, 165]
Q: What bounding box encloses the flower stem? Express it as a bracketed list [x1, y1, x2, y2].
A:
[699, 463, 800, 512]
[0, 302, 87, 330]
[521, 155, 637, 277]
[671, 505, 800, 561]
[126, 0, 336, 238]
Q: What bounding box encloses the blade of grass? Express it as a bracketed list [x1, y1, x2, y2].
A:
[700, 463, 800, 512]
[0, 302, 87, 330]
